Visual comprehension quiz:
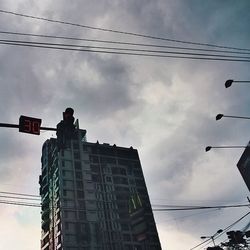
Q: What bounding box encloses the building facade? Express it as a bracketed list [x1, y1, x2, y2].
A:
[39, 128, 161, 250]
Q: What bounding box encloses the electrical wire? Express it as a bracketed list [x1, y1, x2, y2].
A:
[1, 38, 250, 60]
[0, 9, 249, 52]
[0, 197, 249, 212]
[160, 209, 221, 223]
[0, 200, 41, 208]
[0, 191, 39, 197]
[0, 40, 250, 62]
[0, 30, 249, 55]
[190, 211, 250, 250]
[0, 195, 40, 201]
[0, 190, 249, 211]
[153, 204, 250, 211]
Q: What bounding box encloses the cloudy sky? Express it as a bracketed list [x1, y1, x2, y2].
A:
[0, 1, 249, 249]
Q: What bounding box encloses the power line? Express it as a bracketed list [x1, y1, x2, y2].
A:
[0, 190, 249, 211]
[0, 200, 40, 208]
[0, 40, 250, 62]
[153, 204, 250, 211]
[0, 195, 40, 201]
[190, 211, 250, 250]
[160, 209, 221, 223]
[0, 9, 249, 52]
[1, 38, 250, 60]
[0, 30, 249, 55]
[198, 212, 250, 250]
[0, 191, 39, 197]
[0, 196, 249, 212]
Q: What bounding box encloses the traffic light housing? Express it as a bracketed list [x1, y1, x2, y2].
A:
[63, 108, 75, 140]
[56, 108, 76, 150]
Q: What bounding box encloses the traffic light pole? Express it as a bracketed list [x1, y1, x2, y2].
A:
[0, 123, 19, 129]
[0, 123, 57, 131]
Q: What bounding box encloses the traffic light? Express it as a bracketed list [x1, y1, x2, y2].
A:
[56, 108, 76, 150]
[63, 108, 75, 140]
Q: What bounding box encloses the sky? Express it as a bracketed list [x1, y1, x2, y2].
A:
[0, 0, 249, 249]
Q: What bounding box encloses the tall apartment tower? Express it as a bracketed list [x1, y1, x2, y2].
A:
[39, 128, 161, 250]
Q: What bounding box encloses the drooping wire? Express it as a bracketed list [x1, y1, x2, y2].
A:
[0, 191, 39, 197]
[0, 40, 250, 62]
[153, 204, 250, 211]
[0, 38, 250, 59]
[190, 211, 250, 250]
[0, 9, 249, 52]
[0, 197, 249, 212]
[0, 30, 249, 55]
[0, 195, 40, 201]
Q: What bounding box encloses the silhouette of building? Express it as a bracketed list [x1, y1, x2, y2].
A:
[237, 142, 250, 192]
[39, 128, 161, 250]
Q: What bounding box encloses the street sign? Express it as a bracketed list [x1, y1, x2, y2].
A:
[19, 115, 42, 135]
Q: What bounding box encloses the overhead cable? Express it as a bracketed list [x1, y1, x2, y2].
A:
[0, 198, 249, 212]
[0, 40, 250, 62]
[0, 38, 249, 59]
[0, 195, 40, 201]
[190, 211, 250, 250]
[0, 9, 249, 52]
[0, 190, 39, 197]
[0, 30, 249, 55]
[153, 204, 250, 211]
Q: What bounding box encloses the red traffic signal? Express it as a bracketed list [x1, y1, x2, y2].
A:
[63, 107, 74, 121]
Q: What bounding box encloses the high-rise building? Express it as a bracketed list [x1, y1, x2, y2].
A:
[39, 128, 161, 250]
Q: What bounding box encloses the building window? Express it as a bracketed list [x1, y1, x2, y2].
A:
[75, 171, 82, 179]
[76, 181, 83, 189]
[90, 165, 100, 172]
[73, 142, 79, 150]
[106, 176, 112, 183]
[123, 234, 131, 242]
[89, 155, 99, 163]
[78, 211, 86, 220]
[78, 200, 85, 208]
[77, 190, 84, 199]
[74, 161, 81, 170]
[74, 151, 80, 160]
